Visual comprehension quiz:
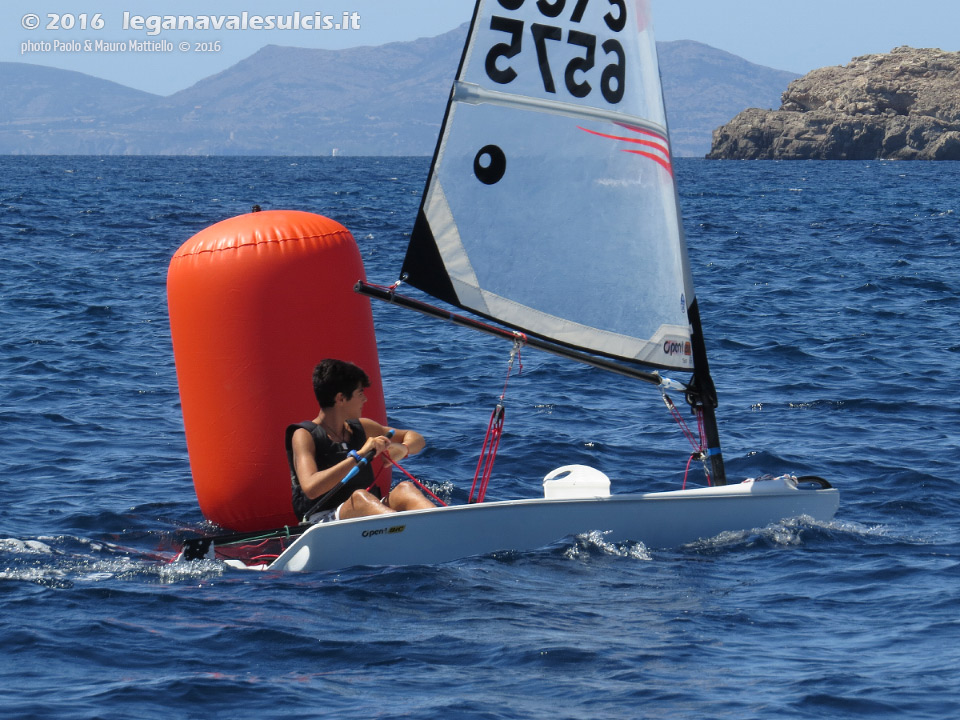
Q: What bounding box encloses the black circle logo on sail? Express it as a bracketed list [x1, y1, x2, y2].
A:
[474, 145, 506, 185]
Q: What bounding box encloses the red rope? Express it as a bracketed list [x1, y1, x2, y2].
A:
[661, 392, 699, 451]
[662, 391, 712, 488]
[469, 404, 504, 503]
[381, 454, 448, 507]
[468, 336, 524, 504]
[682, 453, 696, 490]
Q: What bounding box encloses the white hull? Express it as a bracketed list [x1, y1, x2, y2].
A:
[255, 476, 838, 573]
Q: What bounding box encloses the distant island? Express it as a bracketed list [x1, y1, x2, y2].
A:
[709, 46, 960, 160]
[0, 27, 795, 157]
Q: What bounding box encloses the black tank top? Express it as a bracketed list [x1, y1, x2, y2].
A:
[285, 419, 379, 520]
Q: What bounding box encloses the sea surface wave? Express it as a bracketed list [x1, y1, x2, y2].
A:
[1, 157, 958, 719]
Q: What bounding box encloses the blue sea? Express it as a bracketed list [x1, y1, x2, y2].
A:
[1, 156, 958, 719]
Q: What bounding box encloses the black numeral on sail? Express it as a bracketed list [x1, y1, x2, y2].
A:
[600, 38, 625, 103]
[522, 0, 621, 24]
[565, 30, 595, 98]
[604, 0, 627, 32]
[485, 0, 627, 103]
[486, 16, 524, 84]
[497, 0, 626, 26]
[531, 23, 562, 93]
[570, 0, 589, 22]
[536, 0, 566, 17]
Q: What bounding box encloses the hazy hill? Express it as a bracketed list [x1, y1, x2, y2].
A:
[140, 29, 465, 155]
[0, 62, 159, 154]
[0, 28, 797, 157]
[659, 40, 799, 155]
[0, 62, 156, 122]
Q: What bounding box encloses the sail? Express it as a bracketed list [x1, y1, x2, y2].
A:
[402, 0, 696, 371]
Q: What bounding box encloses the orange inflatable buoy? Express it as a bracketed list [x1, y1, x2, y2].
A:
[167, 210, 388, 532]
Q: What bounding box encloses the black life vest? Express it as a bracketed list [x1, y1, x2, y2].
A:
[285, 419, 379, 520]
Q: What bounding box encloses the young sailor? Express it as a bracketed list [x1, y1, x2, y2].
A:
[286, 358, 434, 523]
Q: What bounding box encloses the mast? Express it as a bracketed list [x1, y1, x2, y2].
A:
[687, 300, 726, 485]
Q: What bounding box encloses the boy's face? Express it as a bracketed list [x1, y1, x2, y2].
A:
[340, 384, 367, 418]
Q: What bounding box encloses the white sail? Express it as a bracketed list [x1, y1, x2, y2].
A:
[402, 0, 696, 371]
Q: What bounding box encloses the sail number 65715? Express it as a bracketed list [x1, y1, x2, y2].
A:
[485, 0, 628, 104]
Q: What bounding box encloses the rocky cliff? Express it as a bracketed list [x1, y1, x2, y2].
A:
[708, 46, 960, 160]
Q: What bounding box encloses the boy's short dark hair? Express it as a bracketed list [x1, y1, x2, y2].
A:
[312, 359, 370, 408]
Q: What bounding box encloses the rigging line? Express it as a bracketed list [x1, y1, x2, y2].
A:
[179, 524, 304, 561]
[660, 390, 699, 451]
[499, 333, 526, 400]
[661, 387, 713, 488]
[381, 454, 448, 507]
[469, 338, 523, 504]
[682, 452, 696, 490]
[470, 404, 505, 504]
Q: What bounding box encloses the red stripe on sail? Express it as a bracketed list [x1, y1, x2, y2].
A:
[578, 125, 672, 175]
[615, 122, 669, 146]
[622, 149, 673, 175]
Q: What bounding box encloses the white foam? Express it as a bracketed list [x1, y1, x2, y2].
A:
[565, 530, 653, 561]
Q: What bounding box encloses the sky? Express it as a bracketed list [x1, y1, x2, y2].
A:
[4, 0, 960, 96]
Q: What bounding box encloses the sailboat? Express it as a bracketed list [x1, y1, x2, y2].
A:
[180, 0, 837, 571]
